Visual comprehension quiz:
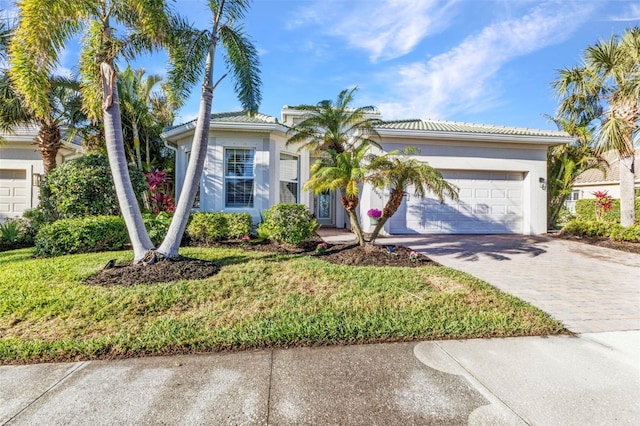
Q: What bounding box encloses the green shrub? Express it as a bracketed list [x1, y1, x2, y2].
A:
[0, 218, 35, 249]
[226, 212, 252, 239]
[575, 198, 640, 223]
[610, 224, 640, 243]
[187, 212, 230, 244]
[37, 153, 147, 221]
[563, 220, 619, 238]
[257, 203, 317, 246]
[143, 212, 173, 245]
[35, 216, 129, 257]
[186, 212, 254, 244]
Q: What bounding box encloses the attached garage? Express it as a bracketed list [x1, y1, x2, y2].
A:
[362, 118, 572, 235]
[0, 169, 28, 219]
[388, 170, 524, 234]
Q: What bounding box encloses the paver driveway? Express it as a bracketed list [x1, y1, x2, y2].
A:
[382, 234, 640, 333]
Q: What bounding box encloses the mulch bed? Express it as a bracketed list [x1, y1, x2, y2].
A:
[85, 257, 220, 287]
[85, 237, 437, 287]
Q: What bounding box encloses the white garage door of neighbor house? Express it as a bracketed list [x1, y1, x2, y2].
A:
[0, 169, 28, 218]
[388, 170, 524, 234]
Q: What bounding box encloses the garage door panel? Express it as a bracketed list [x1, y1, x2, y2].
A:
[388, 170, 524, 234]
[0, 169, 28, 218]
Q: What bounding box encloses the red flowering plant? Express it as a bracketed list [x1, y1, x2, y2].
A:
[592, 190, 613, 221]
[145, 169, 175, 214]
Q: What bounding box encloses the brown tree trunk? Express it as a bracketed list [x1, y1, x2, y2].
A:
[341, 195, 365, 245]
[36, 121, 62, 175]
[370, 188, 404, 243]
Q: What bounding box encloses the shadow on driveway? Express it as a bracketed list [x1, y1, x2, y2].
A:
[387, 234, 549, 262]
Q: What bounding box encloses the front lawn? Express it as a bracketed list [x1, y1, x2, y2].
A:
[0, 247, 565, 364]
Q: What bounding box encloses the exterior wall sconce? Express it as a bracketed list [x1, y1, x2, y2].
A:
[539, 177, 547, 190]
[32, 173, 42, 187]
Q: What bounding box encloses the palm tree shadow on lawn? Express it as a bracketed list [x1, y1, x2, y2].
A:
[85, 238, 441, 287]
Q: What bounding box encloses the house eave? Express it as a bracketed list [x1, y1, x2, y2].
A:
[161, 121, 288, 142]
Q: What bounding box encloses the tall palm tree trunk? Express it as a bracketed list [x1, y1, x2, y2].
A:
[158, 43, 216, 259]
[619, 153, 636, 227]
[101, 62, 154, 262]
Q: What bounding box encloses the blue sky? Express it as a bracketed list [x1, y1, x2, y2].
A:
[1, 0, 638, 130]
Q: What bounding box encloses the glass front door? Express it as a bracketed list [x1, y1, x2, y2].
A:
[315, 191, 334, 226]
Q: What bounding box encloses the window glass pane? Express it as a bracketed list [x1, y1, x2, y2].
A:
[225, 148, 255, 208]
[279, 153, 298, 182]
[225, 149, 255, 177]
[279, 153, 299, 203]
[225, 179, 254, 208]
[279, 181, 298, 204]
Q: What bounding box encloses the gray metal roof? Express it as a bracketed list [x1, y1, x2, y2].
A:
[376, 119, 569, 138]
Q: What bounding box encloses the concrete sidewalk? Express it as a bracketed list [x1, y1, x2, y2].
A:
[2, 332, 638, 425]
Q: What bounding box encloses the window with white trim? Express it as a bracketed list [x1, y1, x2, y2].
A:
[224, 148, 255, 208]
[279, 153, 299, 203]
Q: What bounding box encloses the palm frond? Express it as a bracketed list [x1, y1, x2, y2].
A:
[219, 24, 261, 113]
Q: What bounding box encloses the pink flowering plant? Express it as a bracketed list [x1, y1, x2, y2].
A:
[592, 190, 613, 221]
[145, 169, 175, 214]
[409, 250, 420, 262]
[316, 242, 328, 254]
[367, 208, 382, 219]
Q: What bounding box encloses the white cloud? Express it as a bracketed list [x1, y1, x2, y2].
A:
[374, 2, 595, 120]
[608, 3, 640, 21]
[291, 0, 458, 62]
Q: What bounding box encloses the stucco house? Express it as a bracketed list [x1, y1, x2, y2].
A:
[566, 149, 640, 212]
[0, 125, 83, 221]
[162, 107, 571, 235]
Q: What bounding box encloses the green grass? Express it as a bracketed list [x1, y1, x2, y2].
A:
[0, 247, 565, 364]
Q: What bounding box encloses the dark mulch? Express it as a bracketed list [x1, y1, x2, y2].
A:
[546, 232, 640, 255]
[85, 236, 437, 287]
[85, 257, 220, 287]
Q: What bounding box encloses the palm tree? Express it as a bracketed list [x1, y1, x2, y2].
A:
[304, 143, 370, 245]
[0, 73, 83, 174]
[546, 117, 604, 228]
[367, 147, 458, 243]
[156, 0, 261, 259]
[9, 0, 178, 262]
[286, 87, 381, 155]
[553, 26, 640, 226]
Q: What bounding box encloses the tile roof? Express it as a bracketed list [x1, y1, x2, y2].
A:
[574, 149, 640, 184]
[165, 111, 277, 131]
[375, 119, 569, 138]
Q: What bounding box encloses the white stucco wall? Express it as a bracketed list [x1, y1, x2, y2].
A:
[169, 125, 311, 225]
[361, 138, 552, 235]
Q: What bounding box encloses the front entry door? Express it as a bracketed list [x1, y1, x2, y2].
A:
[314, 191, 335, 226]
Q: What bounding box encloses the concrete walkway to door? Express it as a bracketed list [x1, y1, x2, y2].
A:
[318, 230, 640, 334]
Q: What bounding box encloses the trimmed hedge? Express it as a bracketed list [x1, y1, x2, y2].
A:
[575, 198, 640, 223]
[186, 212, 253, 244]
[257, 203, 318, 246]
[35, 216, 129, 257]
[563, 219, 640, 242]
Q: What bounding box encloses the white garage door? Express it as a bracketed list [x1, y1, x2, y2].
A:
[388, 170, 524, 234]
[0, 169, 28, 219]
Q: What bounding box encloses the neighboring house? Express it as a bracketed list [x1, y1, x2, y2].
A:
[0, 125, 83, 221]
[568, 149, 640, 212]
[162, 108, 571, 236]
